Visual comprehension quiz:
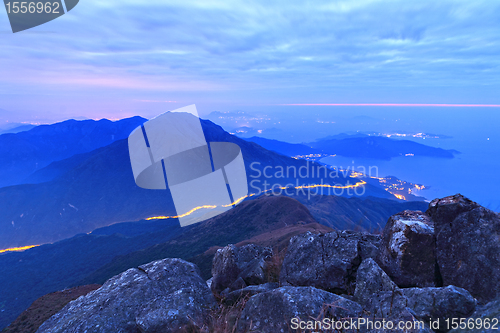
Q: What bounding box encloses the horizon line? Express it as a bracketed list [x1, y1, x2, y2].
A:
[281, 103, 500, 107]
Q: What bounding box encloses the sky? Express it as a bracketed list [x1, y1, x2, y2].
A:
[0, 0, 499, 123]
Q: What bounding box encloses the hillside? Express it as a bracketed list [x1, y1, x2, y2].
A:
[0, 195, 314, 329]
[241, 134, 458, 161]
[309, 135, 458, 160]
[293, 194, 428, 233]
[2, 285, 101, 333]
[0, 190, 429, 330]
[0, 117, 146, 187]
[0, 117, 396, 250]
[13, 194, 498, 333]
[245, 136, 321, 157]
[75, 195, 316, 286]
[0, 218, 183, 330]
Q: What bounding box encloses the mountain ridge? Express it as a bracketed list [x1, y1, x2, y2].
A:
[0, 116, 147, 187]
[0, 117, 400, 250]
[310, 135, 457, 160]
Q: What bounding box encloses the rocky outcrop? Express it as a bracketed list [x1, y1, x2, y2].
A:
[36, 194, 500, 333]
[377, 210, 437, 287]
[222, 282, 279, 305]
[237, 286, 363, 333]
[211, 244, 272, 295]
[426, 194, 480, 225]
[427, 194, 500, 303]
[449, 297, 500, 333]
[354, 258, 399, 307]
[363, 289, 433, 332]
[353, 259, 434, 332]
[3, 285, 101, 333]
[36, 258, 215, 333]
[403, 286, 476, 332]
[361, 286, 475, 333]
[279, 230, 380, 293]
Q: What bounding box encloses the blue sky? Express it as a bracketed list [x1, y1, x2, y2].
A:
[1, 0, 499, 122]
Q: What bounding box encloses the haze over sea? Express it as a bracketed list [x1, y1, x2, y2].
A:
[226, 105, 500, 211]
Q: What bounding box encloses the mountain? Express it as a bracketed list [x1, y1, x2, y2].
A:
[291, 194, 428, 233]
[0, 123, 36, 135]
[315, 132, 369, 140]
[245, 136, 321, 157]
[309, 135, 458, 160]
[0, 218, 183, 330]
[243, 134, 457, 161]
[0, 117, 396, 250]
[73, 193, 428, 287]
[73, 195, 318, 285]
[0, 139, 176, 249]
[2, 285, 101, 333]
[23, 149, 97, 184]
[0, 195, 313, 329]
[0, 116, 147, 187]
[14, 194, 496, 333]
[0, 190, 431, 329]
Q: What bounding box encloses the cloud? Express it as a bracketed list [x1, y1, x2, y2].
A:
[0, 0, 499, 118]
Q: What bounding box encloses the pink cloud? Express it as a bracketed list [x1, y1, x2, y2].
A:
[282, 103, 500, 107]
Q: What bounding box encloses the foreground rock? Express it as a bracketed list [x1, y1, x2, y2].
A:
[364, 290, 433, 333]
[280, 230, 380, 293]
[403, 285, 476, 332]
[427, 194, 500, 303]
[211, 244, 272, 295]
[34, 194, 499, 333]
[449, 297, 500, 333]
[353, 259, 433, 332]
[237, 286, 363, 333]
[3, 285, 101, 333]
[377, 210, 436, 287]
[354, 258, 399, 307]
[353, 262, 472, 332]
[222, 282, 279, 305]
[36, 259, 215, 333]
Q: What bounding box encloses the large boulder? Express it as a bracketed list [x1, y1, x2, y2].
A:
[222, 282, 279, 306]
[237, 286, 363, 333]
[211, 245, 240, 294]
[377, 210, 437, 287]
[449, 297, 500, 333]
[354, 258, 399, 307]
[354, 259, 441, 332]
[36, 258, 215, 333]
[427, 194, 500, 303]
[280, 230, 379, 293]
[403, 285, 476, 332]
[364, 289, 412, 321]
[361, 290, 433, 333]
[427, 194, 480, 225]
[211, 244, 272, 295]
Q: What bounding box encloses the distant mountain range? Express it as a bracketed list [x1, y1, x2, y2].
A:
[246, 134, 458, 160]
[0, 124, 36, 135]
[246, 137, 322, 157]
[0, 116, 401, 250]
[309, 135, 458, 160]
[0, 114, 435, 330]
[0, 117, 146, 187]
